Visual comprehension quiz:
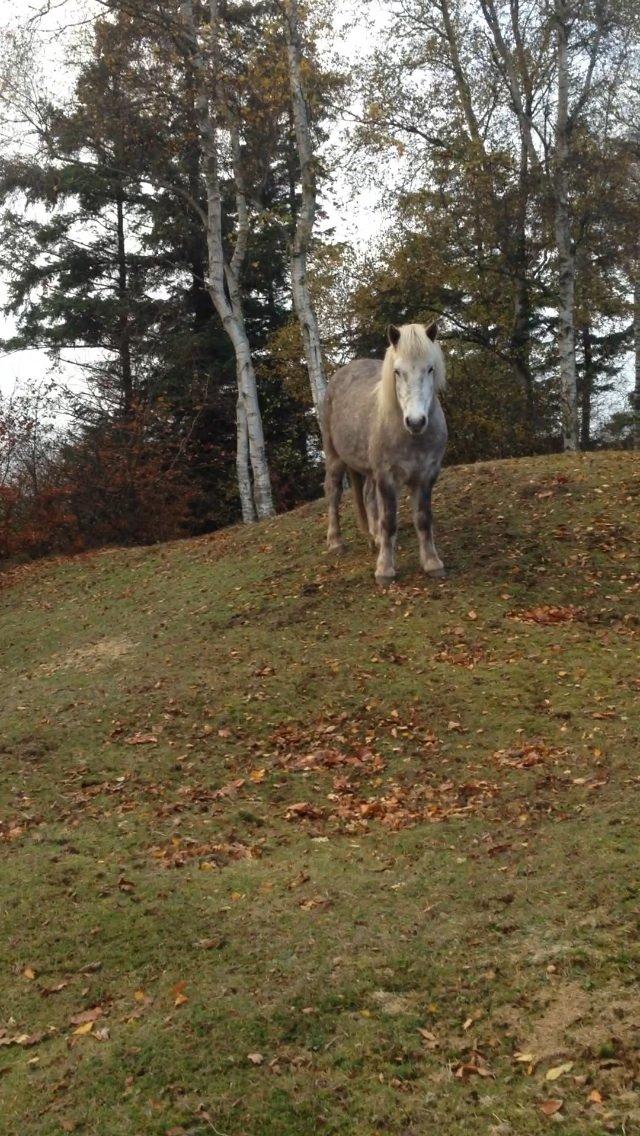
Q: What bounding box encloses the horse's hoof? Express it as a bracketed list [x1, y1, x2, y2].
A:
[375, 572, 396, 587]
[327, 540, 346, 555]
[425, 566, 446, 580]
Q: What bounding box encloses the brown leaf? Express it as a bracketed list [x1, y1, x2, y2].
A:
[287, 871, 310, 889]
[588, 1089, 603, 1104]
[69, 1007, 102, 1026]
[41, 981, 68, 996]
[22, 966, 36, 980]
[125, 732, 158, 745]
[172, 981, 188, 1007]
[417, 1028, 438, 1049]
[538, 1099, 563, 1117]
[211, 778, 245, 800]
[247, 1052, 264, 1065]
[284, 802, 324, 821]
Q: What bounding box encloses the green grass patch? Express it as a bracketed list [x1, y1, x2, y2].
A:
[1, 452, 639, 1134]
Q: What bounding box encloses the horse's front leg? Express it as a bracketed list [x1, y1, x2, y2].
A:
[364, 476, 379, 550]
[411, 480, 445, 578]
[374, 475, 397, 584]
[325, 459, 346, 552]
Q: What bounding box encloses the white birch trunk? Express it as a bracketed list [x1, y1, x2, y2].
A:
[282, 0, 326, 414]
[554, 0, 578, 451]
[236, 396, 256, 522]
[179, 0, 275, 520]
[634, 276, 640, 449]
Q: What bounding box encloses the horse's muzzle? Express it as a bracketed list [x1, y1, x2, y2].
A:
[405, 415, 427, 435]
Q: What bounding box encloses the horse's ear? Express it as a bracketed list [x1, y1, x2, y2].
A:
[387, 324, 401, 348]
[425, 321, 438, 341]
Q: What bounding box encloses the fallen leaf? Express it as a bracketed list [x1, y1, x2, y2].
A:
[22, 966, 36, 980]
[93, 1027, 110, 1041]
[73, 1021, 94, 1036]
[546, 1062, 573, 1081]
[172, 981, 188, 1007]
[249, 768, 266, 783]
[125, 732, 158, 745]
[41, 981, 68, 996]
[284, 802, 324, 821]
[69, 1007, 102, 1026]
[467, 610, 478, 620]
[247, 1052, 264, 1065]
[588, 1089, 603, 1104]
[538, 1099, 563, 1116]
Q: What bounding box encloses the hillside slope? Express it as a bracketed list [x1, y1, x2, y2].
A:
[1, 452, 639, 1136]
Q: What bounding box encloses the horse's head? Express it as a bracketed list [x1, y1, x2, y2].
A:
[386, 322, 443, 436]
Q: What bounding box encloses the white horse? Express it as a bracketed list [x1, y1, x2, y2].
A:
[322, 322, 448, 584]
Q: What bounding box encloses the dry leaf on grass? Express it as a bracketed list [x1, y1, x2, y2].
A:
[538, 1099, 563, 1117]
[546, 1062, 573, 1081]
[69, 1007, 102, 1026]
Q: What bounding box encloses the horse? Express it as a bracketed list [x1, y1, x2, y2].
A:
[321, 322, 448, 584]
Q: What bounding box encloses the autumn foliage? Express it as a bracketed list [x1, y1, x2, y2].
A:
[0, 403, 195, 562]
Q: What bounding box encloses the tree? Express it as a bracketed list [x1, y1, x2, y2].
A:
[280, 0, 327, 414]
[352, 0, 638, 450]
[178, 0, 274, 521]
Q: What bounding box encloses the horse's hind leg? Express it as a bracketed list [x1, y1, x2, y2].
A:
[325, 456, 346, 553]
[411, 480, 445, 578]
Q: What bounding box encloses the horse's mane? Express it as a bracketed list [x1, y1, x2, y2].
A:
[379, 323, 446, 419]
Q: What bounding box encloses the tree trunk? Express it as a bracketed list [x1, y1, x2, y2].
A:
[511, 138, 534, 429]
[282, 0, 326, 414]
[236, 397, 257, 522]
[634, 277, 640, 449]
[179, 0, 275, 521]
[579, 325, 593, 450]
[115, 187, 133, 416]
[554, 0, 578, 451]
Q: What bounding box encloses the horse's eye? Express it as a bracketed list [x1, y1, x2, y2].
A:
[394, 369, 400, 379]
[428, 366, 434, 375]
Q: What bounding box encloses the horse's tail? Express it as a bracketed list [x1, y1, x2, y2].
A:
[349, 469, 369, 536]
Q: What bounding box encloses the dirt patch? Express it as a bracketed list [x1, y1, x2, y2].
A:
[370, 990, 415, 1016]
[35, 636, 136, 676]
[572, 986, 640, 1054]
[522, 982, 590, 1061]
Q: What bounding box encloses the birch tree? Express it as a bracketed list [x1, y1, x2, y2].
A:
[179, 0, 274, 521]
[281, 0, 327, 414]
[473, 0, 627, 449]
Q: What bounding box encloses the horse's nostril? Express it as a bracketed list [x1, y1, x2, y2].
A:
[406, 415, 427, 432]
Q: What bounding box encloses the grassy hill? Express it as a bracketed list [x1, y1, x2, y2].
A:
[1, 451, 639, 1136]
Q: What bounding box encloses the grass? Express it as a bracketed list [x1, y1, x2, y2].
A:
[0, 450, 639, 1136]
